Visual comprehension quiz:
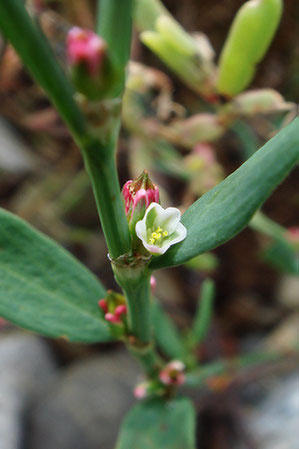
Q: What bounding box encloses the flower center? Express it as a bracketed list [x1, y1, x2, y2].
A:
[148, 226, 168, 245]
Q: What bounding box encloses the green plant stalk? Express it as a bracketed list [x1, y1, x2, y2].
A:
[0, 0, 132, 259]
[113, 267, 162, 374]
[112, 264, 152, 343]
[128, 342, 162, 376]
[97, 0, 133, 72]
[81, 135, 132, 258]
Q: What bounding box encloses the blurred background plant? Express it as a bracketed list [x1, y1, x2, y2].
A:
[0, 1, 298, 448]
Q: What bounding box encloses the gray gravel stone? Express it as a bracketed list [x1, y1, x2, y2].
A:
[0, 332, 57, 449]
[28, 349, 141, 449]
[240, 372, 299, 449]
[0, 119, 35, 174]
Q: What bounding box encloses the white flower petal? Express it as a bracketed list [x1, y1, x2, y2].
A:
[163, 222, 187, 246]
[135, 203, 187, 255]
[144, 202, 182, 235]
[135, 219, 147, 241]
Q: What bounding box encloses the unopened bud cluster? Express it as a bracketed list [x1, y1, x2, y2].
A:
[159, 360, 185, 386]
[122, 170, 160, 238]
[66, 27, 118, 99]
[98, 291, 127, 325]
[134, 360, 186, 400]
[67, 27, 106, 78]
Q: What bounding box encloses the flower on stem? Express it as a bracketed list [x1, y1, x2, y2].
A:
[122, 171, 160, 237]
[67, 27, 106, 78]
[159, 360, 186, 386]
[135, 203, 187, 255]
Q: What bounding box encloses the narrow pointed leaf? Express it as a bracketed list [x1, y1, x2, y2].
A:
[0, 208, 112, 342]
[151, 300, 186, 359]
[115, 397, 196, 449]
[150, 119, 299, 269]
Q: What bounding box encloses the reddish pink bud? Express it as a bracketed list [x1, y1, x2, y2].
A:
[150, 276, 157, 294]
[159, 360, 186, 386]
[98, 299, 108, 313]
[66, 27, 106, 77]
[134, 382, 148, 399]
[122, 171, 159, 235]
[114, 305, 127, 317]
[104, 313, 121, 324]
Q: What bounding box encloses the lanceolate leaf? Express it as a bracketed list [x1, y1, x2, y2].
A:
[150, 118, 299, 269]
[0, 208, 112, 343]
[115, 397, 196, 449]
[151, 301, 186, 359]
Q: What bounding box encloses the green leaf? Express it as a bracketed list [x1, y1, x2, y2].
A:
[115, 397, 196, 449]
[0, 208, 113, 343]
[151, 301, 186, 359]
[192, 279, 215, 344]
[150, 118, 299, 269]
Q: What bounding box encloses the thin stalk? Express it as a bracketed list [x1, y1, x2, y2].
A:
[121, 274, 152, 343]
[82, 136, 131, 258]
[128, 342, 162, 376]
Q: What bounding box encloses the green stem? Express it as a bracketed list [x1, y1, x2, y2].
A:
[97, 0, 133, 71]
[116, 272, 152, 343]
[82, 136, 131, 259]
[128, 342, 162, 376]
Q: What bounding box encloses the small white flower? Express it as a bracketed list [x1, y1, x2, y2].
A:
[135, 202, 187, 255]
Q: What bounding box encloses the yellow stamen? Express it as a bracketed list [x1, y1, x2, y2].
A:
[148, 226, 168, 245]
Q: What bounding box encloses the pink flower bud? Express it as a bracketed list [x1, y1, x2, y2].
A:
[66, 27, 106, 77]
[150, 276, 157, 294]
[134, 382, 148, 399]
[104, 313, 121, 324]
[159, 360, 186, 386]
[122, 171, 159, 236]
[98, 299, 108, 313]
[114, 304, 127, 317]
